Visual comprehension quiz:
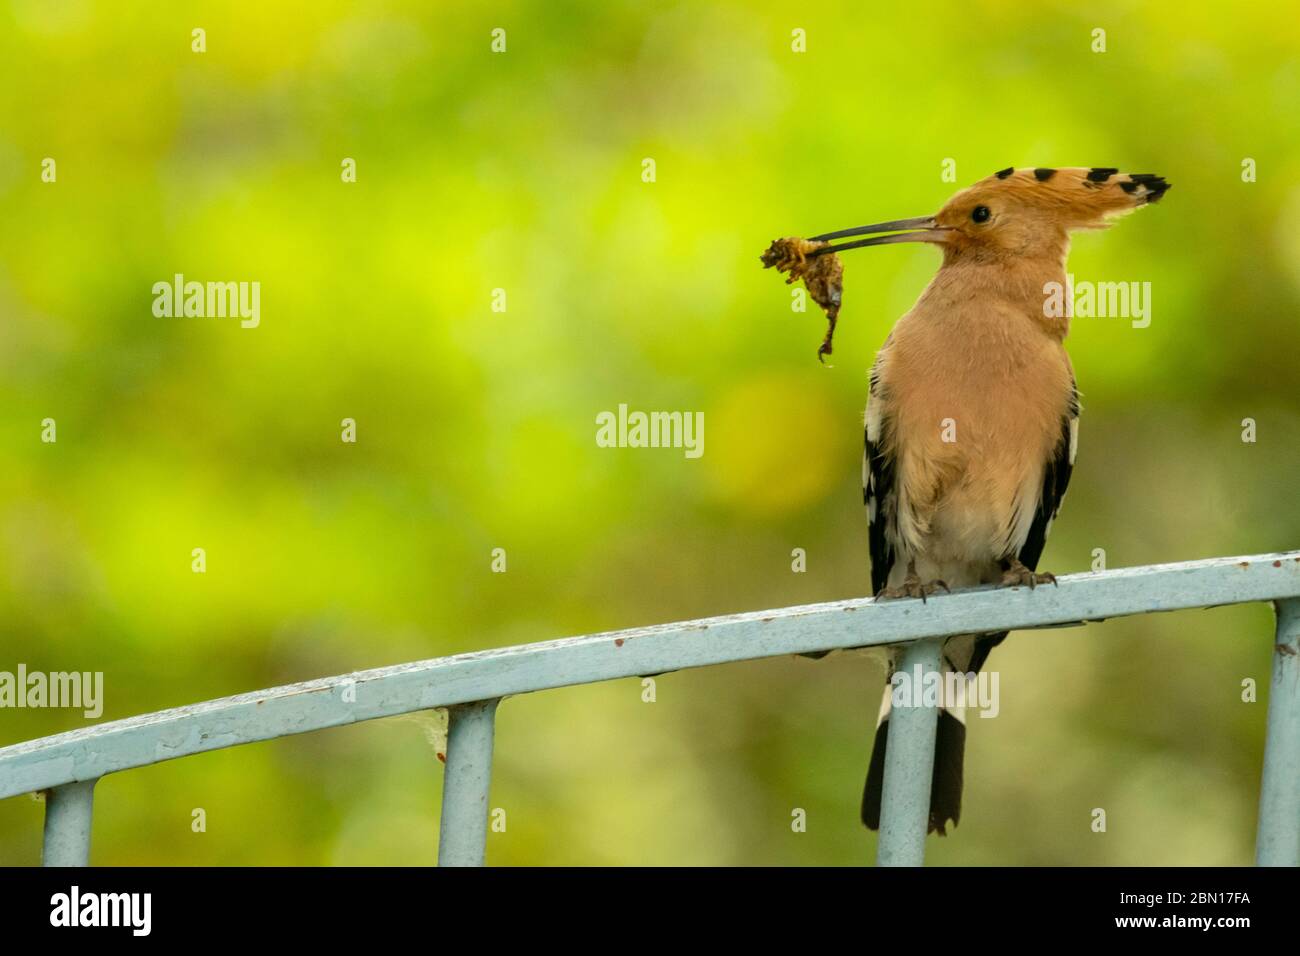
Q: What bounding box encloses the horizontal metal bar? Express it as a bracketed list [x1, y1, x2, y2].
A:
[1, 550, 1298, 801]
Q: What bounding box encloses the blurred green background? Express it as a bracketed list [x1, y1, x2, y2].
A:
[2, 0, 1298, 866]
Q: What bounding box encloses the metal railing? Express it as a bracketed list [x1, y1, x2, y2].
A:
[3, 552, 1298, 866]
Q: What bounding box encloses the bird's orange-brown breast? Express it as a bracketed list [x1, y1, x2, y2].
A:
[872, 268, 1075, 570]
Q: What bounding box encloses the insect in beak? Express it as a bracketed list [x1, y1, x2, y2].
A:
[808, 216, 950, 255]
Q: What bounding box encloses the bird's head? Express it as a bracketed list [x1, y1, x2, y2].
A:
[811, 167, 1169, 265]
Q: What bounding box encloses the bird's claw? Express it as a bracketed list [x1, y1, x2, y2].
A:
[877, 576, 950, 603]
[1001, 558, 1057, 589]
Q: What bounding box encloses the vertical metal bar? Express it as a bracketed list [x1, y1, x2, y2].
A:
[42, 779, 97, 867]
[437, 698, 500, 867]
[876, 637, 944, 867]
[1256, 598, 1300, 866]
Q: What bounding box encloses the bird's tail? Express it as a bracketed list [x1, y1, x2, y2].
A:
[860, 675, 967, 836]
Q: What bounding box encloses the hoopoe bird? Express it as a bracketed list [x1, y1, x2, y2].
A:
[809, 167, 1170, 835]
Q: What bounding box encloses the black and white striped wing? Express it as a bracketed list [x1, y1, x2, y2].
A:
[1017, 382, 1080, 571]
[864, 357, 897, 596]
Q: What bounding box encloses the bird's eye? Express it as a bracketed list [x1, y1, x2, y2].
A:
[971, 205, 991, 224]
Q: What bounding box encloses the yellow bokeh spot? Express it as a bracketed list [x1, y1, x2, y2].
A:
[705, 373, 848, 516]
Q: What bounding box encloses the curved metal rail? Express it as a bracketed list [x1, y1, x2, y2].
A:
[3, 552, 1298, 866]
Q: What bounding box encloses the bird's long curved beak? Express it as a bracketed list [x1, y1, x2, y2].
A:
[808, 215, 948, 255]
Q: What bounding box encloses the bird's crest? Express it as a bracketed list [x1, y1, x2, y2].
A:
[948, 167, 1170, 230]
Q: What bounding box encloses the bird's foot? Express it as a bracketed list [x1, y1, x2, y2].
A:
[1001, 557, 1057, 589]
[877, 572, 950, 604]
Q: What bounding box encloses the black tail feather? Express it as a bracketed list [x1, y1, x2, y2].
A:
[861, 710, 966, 835]
[860, 719, 890, 830]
